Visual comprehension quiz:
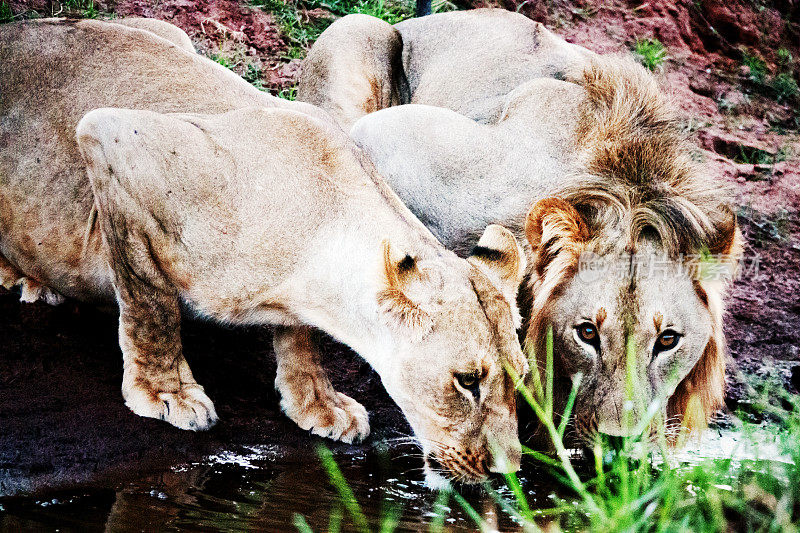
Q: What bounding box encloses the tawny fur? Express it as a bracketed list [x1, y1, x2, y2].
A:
[298, 9, 742, 438]
[1, 18, 530, 483]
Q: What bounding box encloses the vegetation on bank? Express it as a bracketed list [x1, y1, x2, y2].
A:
[251, 0, 414, 59]
[302, 333, 800, 531]
[0, 1, 13, 22]
[633, 38, 667, 72]
[743, 48, 800, 103]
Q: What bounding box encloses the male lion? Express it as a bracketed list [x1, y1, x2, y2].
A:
[297, 9, 743, 442]
[0, 19, 530, 484]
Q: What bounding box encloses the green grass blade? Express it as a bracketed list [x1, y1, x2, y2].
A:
[545, 325, 554, 419]
[317, 445, 370, 533]
[329, 502, 343, 533]
[428, 489, 450, 533]
[523, 338, 545, 402]
[293, 513, 314, 533]
[504, 471, 534, 522]
[558, 372, 583, 439]
[451, 490, 491, 532]
[379, 502, 402, 533]
[521, 446, 562, 469]
[485, 485, 543, 533]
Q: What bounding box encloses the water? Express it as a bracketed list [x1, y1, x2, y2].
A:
[0, 444, 553, 532]
[1, 424, 791, 532]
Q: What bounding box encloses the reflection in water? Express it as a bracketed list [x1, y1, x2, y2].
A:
[0, 445, 549, 531]
[3, 427, 779, 531]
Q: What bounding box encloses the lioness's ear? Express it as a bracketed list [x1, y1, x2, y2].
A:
[377, 240, 433, 336]
[525, 198, 590, 275]
[467, 225, 526, 324]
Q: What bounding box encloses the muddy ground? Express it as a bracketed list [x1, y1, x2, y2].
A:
[2, 0, 800, 499]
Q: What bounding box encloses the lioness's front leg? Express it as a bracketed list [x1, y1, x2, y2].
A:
[115, 276, 217, 431]
[79, 115, 218, 431]
[91, 200, 216, 430]
[274, 326, 369, 443]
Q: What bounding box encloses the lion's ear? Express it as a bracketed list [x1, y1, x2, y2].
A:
[377, 240, 433, 336]
[467, 225, 526, 323]
[706, 206, 744, 281]
[525, 198, 590, 275]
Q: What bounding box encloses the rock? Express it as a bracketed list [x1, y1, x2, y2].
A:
[695, 128, 773, 163]
[689, 73, 715, 97]
[739, 65, 751, 78]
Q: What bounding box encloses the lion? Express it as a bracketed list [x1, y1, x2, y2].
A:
[0, 19, 531, 485]
[297, 9, 743, 443]
[111, 17, 197, 53]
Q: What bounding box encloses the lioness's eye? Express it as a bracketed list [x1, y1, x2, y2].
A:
[455, 372, 481, 399]
[654, 330, 682, 355]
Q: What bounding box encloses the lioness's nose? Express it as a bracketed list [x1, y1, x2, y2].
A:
[488, 443, 521, 474]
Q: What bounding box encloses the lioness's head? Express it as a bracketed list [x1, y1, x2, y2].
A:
[522, 198, 742, 445]
[377, 225, 528, 486]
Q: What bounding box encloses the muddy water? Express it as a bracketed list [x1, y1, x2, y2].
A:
[0, 445, 554, 532]
[0, 293, 554, 530]
[2, 423, 793, 531]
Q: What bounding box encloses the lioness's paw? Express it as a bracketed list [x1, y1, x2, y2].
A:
[283, 392, 370, 444]
[125, 384, 218, 431]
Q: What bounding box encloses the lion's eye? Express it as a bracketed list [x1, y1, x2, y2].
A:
[654, 330, 682, 355]
[455, 372, 481, 399]
[575, 322, 601, 354]
[577, 323, 597, 342]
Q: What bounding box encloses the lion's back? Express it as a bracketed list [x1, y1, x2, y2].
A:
[394, 9, 597, 123]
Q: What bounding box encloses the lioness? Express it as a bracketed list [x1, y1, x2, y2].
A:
[0, 19, 530, 484]
[297, 9, 743, 442]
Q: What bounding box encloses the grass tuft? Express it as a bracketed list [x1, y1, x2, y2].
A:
[277, 85, 298, 100]
[742, 50, 768, 85]
[251, 0, 414, 60]
[741, 48, 799, 103]
[772, 72, 799, 103]
[64, 0, 98, 18]
[633, 38, 667, 71]
[306, 324, 800, 531]
[0, 0, 13, 22]
[777, 48, 793, 68]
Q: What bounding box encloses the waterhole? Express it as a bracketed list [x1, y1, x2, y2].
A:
[0, 424, 790, 532]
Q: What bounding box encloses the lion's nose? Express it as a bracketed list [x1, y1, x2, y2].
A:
[598, 433, 626, 452]
[487, 443, 521, 474]
[597, 420, 641, 438]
